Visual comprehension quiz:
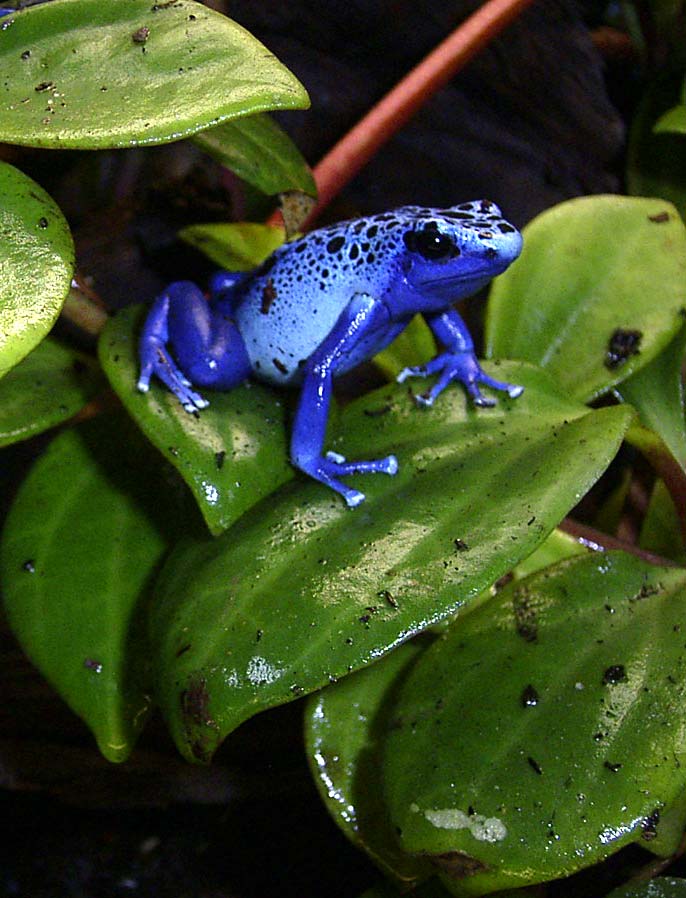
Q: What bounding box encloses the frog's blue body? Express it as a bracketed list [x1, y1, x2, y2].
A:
[138, 201, 523, 507]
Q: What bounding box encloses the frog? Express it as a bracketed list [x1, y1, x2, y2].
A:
[138, 200, 523, 507]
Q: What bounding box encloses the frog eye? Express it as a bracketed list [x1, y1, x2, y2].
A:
[405, 227, 459, 261]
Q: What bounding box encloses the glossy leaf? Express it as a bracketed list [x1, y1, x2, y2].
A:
[607, 879, 686, 898]
[149, 362, 632, 762]
[373, 315, 436, 381]
[306, 638, 434, 885]
[0, 416, 176, 762]
[193, 113, 316, 197]
[0, 161, 74, 377]
[98, 304, 292, 535]
[0, 337, 103, 447]
[382, 552, 686, 894]
[0, 0, 308, 149]
[615, 322, 686, 471]
[304, 527, 588, 882]
[179, 222, 285, 270]
[486, 196, 686, 401]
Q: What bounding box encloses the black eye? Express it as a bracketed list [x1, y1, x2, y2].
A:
[404, 227, 459, 260]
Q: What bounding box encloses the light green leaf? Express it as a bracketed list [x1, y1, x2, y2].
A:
[486, 196, 686, 402]
[615, 322, 686, 471]
[193, 114, 316, 197]
[0, 336, 103, 447]
[179, 222, 285, 270]
[98, 304, 292, 535]
[382, 552, 686, 894]
[0, 161, 73, 378]
[0, 416, 177, 762]
[655, 104, 686, 135]
[373, 315, 436, 381]
[149, 362, 632, 762]
[0, 0, 308, 149]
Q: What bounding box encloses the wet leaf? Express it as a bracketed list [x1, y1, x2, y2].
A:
[0, 161, 73, 378]
[607, 878, 686, 898]
[486, 196, 686, 402]
[0, 337, 103, 447]
[149, 362, 632, 761]
[382, 552, 686, 894]
[98, 304, 292, 535]
[193, 113, 316, 197]
[0, 0, 308, 149]
[179, 221, 285, 270]
[615, 322, 686, 472]
[0, 416, 176, 762]
[305, 638, 434, 885]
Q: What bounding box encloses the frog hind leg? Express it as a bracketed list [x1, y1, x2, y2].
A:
[290, 293, 398, 508]
[137, 281, 251, 412]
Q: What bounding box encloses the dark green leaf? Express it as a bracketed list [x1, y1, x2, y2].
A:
[179, 221, 285, 270]
[0, 161, 73, 377]
[149, 363, 632, 761]
[382, 552, 686, 893]
[0, 416, 176, 762]
[615, 322, 686, 471]
[627, 79, 686, 217]
[0, 0, 308, 148]
[305, 639, 434, 885]
[0, 337, 103, 447]
[99, 304, 293, 535]
[607, 878, 686, 898]
[193, 114, 316, 197]
[655, 104, 686, 134]
[640, 479, 686, 565]
[486, 196, 686, 402]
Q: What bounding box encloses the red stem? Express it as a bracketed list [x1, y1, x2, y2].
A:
[270, 0, 537, 228]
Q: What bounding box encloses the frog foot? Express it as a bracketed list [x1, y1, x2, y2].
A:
[138, 344, 209, 413]
[397, 352, 523, 408]
[296, 451, 398, 507]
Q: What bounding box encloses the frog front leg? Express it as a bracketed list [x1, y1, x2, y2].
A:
[137, 280, 252, 411]
[291, 293, 398, 508]
[397, 307, 524, 407]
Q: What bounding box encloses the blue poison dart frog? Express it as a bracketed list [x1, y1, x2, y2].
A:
[138, 201, 523, 507]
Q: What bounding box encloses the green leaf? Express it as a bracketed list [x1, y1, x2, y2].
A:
[373, 315, 436, 381]
[627, 79, 686, 217]
[0, 337, 103, 447]
[0, 161, 74, 378]
[655, 104, 686, 135]
[179, 221, 285, 270]
[193, 114, 316, 197]
[0, 416, 176, 762]
[149, 362, 632, 762]
[615, 322, 686, 471]
[0, 0, 308, 149]
[98, 304, 293, 535]
[485, 196, 686, 402]
[640, 479, 686, 565]
[607, 878, 686, 898]
[382, 552, 686, 894]
[305, 638, 435, 885]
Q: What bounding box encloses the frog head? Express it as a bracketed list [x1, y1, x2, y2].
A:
[400, 201, 522, 302]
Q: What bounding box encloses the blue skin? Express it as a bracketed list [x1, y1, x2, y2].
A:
[138, 201, 523, 507]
